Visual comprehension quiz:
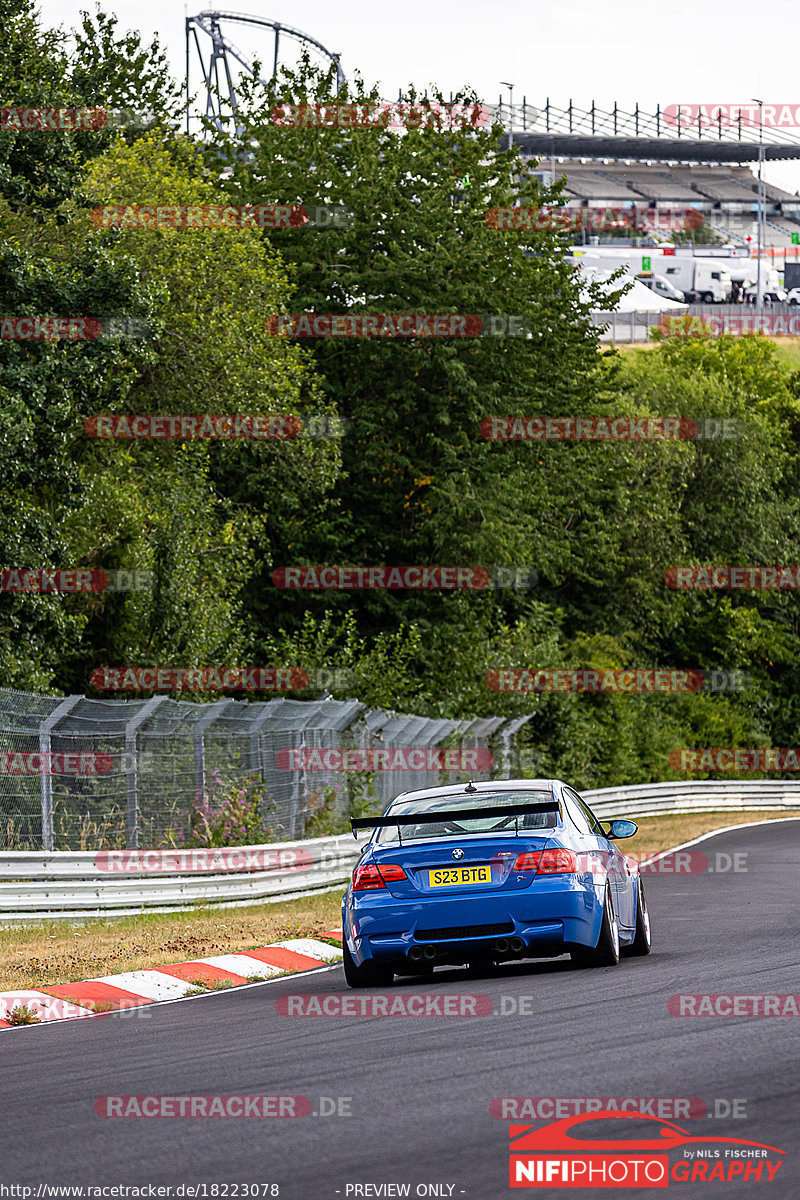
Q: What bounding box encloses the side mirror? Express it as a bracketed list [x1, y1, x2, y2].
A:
[606, 818, 638, 840]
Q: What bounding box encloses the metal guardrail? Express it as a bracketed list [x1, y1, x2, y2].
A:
[0, 833, 361, 922]
[1, 780, 797, 923]
[584, 779, 800, 817]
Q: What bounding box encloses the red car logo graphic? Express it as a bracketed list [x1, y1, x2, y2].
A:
[509, 1112, 784, 1188]
[510, 1110, 784, 1154]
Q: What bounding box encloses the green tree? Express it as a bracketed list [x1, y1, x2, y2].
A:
[58, 133, 341, 692]
[207, 65, 616, 659]
[70, 7, 183, 128]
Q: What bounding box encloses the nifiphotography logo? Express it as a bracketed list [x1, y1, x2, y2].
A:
[507, 1111, 784, 1188]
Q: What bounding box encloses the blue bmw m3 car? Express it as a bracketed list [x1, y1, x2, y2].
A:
[342, 777, 651, 988]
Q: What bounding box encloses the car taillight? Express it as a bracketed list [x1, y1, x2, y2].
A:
[512, 849, 577, 874]
[352, 862, 407, 890]
[539, 848, 577, 874]
[512, 851, 542, 872]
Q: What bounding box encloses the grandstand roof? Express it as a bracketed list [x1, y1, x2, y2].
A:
[487, 100, 800, 163]
[515, 135, 800, 163]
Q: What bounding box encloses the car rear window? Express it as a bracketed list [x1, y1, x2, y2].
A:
[376, 790, 557, 842]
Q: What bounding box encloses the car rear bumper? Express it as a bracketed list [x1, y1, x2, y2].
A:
[343, 876, 604, 966]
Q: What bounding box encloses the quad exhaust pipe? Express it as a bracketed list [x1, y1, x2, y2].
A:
[409, 938, 525, 963]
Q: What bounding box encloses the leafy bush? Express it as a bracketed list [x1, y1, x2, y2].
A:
[184, 772, 277, 847]
[301, 782, 345, 837]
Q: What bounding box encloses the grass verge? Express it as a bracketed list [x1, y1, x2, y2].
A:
[620, 808, 799, 857]
[0, 888, 345, 992]
[0, 810, 796, 992]
[614, 336, 800, 368]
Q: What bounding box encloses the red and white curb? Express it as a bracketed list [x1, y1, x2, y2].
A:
[0, 932, 343, 1027]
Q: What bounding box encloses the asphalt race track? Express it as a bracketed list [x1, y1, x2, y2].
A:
[3, 820, 798, 1199]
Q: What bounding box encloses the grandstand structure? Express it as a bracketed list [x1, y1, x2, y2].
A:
[182, 19, 800, 264]
[491, 98, 800, 256]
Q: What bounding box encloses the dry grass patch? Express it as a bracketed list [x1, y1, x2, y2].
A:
[0, 888, 345, 991]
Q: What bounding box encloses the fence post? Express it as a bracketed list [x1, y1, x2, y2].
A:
[497, 714, 534, 777]
[38, 695, 82, 850]
[245, 698, 288, 821]
[193, 698, 235, 798]
[124, 696, 168, 849]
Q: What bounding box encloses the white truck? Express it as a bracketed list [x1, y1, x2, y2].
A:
[723, 260, 784, 295]
[657, 257, 732, 303]
[570, 247, 732, 302]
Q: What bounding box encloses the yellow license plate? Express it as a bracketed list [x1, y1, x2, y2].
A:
[428, 865, 492, 888]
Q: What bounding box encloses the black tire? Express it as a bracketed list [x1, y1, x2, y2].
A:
[623, 876, 652, 957]
[701, 292, 714, 304]
[342, 937, 394, 989]
[570, 885, 620, 968]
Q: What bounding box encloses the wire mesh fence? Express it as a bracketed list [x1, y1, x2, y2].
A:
[592, 304, 800, 344]
[0, 688, 531, 851]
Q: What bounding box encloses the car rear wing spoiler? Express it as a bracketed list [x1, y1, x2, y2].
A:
[350, 800, 559, 839]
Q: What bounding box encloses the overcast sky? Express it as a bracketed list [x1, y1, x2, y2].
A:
[36, 0, 800, 193]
